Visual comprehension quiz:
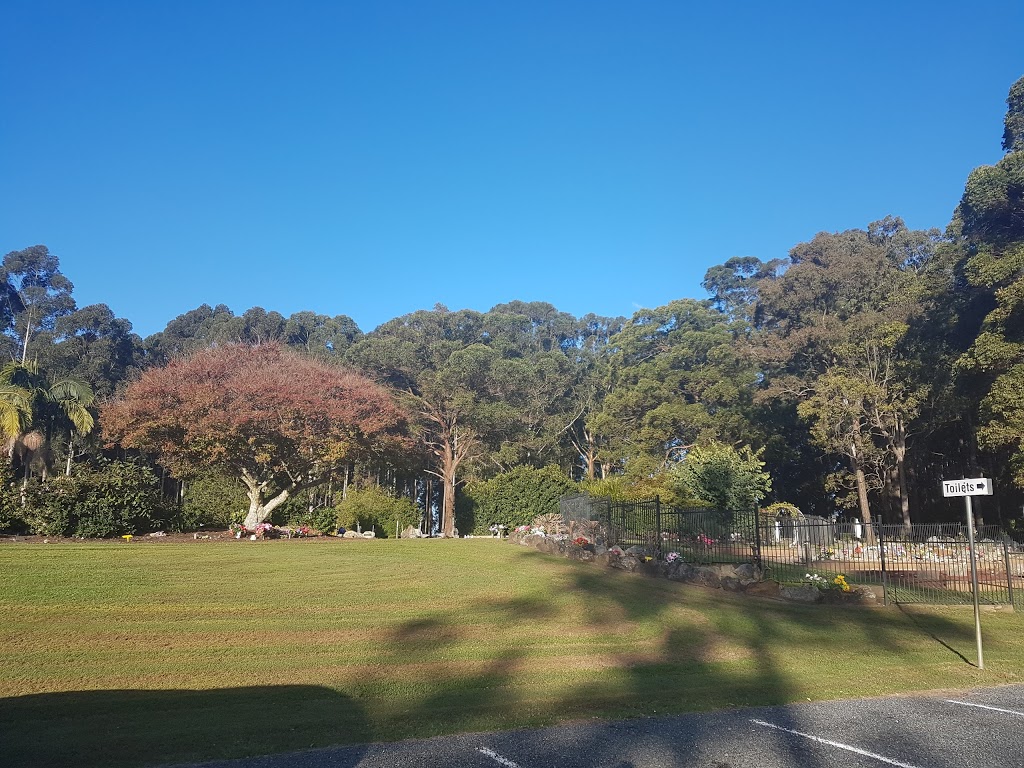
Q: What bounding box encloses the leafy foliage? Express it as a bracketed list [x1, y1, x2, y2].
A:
[456, 465, 577, 535]
[669, 442, 771, 513]
[334, 485, 420, 537]
[102, 343, 410, 528]
[20, 460, 167, 537]
[178, 470, 249, 531]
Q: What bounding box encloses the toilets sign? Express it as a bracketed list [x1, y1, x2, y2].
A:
[941, 478, 993, 497]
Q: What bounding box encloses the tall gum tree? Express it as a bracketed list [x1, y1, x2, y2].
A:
[102, 343, 410, 528]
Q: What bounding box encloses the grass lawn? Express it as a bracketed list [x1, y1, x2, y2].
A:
[2, 539, 1023, 768]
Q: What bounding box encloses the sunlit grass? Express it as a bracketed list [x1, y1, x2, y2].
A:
[1, 539, 1022, 768]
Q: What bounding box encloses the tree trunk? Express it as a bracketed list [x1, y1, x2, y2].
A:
[852, 451, 874, 543]
[441, 440, 457, 537]
[894, 437, 912, 533]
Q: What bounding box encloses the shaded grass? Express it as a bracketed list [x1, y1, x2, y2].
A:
[1, 539, 1023, 767]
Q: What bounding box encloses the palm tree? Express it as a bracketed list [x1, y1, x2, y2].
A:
[0, 361, 95, 480]
[0, 384, 32, 444]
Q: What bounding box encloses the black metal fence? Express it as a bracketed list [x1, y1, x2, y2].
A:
[559, 494, 1020, 606]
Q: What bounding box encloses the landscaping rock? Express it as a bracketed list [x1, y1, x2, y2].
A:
[732, 563, 761, 584]
[695, 567, 722, 589]
[667, 563, 698, 582]
[595, 552, 618, 568]
[780, 584, 823, 603]
[720, 576, 742, 591]
[536, 538, 559, 555]
[625, 545, 651, 558]
[613, 555, 641, 572]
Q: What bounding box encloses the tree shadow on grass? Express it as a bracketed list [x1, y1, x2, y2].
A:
[479, 548, 982, 767]
[0, 685, 369, 768]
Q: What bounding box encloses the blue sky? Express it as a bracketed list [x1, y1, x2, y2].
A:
[2, 1, 1022, 338]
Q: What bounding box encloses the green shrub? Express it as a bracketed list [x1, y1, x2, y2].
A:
[669, 442, 771, 512]
[21, 460, 168, 537]
[177, 470, 248, 531]
[334, 486, 420, 537]
[457, 465, 578, 535]
[0, 463, 26, 533]
[276, 493, 339, 535]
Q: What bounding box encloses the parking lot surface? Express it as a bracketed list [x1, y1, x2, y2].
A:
[176, 684, 1024, 768]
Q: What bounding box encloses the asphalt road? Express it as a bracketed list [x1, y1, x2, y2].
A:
[174, 685, 1024, 768]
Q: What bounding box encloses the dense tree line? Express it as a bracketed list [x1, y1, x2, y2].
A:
[2, 76, 1023, 537]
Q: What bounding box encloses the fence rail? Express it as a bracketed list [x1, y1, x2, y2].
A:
[559, 494, 1020, 606]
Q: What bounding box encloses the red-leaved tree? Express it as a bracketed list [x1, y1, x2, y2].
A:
[102, 343, 410, 528]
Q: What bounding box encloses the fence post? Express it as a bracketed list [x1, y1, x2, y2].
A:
[655, 496, 662, 558]
[876, 517, 889, 606]
[752, 502, 763, 571]
[1004, 535, 1015, 610]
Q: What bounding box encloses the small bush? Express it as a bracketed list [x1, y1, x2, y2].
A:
[0, 464, 26, 533]
[21, 460, 168, 537]
[334, 486, 420, 537]
[177, 470, 248, 531]
[457, 465, 578, 535]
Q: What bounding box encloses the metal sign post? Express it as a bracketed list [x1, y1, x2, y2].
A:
[942, 477, 992, 670]
[964, 495, 984, 670]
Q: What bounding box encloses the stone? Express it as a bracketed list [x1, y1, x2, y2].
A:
[595, 552, 618, 568]
[668, 563, 698, 582]
[624, 545, 651, 558]
[537, 538, 559, 555]
[780, 584, 823, 603]
[695, 567, 722, 589]
[613, 555, 641, 572]
[732, 563, 761, 583]
[720, 576, 742, 591]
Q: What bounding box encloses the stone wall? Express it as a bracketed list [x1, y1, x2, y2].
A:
[509, 530, 876, 604]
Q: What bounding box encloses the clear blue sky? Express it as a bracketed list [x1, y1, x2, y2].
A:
[2, 1, 1022, 338]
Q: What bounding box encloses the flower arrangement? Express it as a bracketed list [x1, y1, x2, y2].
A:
[665, 551, 682, 563]
[696, 533, 716, 547]
[254, 522, 275, 538]
[804, 573, 828, 587]
[805, 572, 852, 593]
[573, 536, 589, 547]
[515, 525, 531, 533]
[229, 522, 248, 539]
[607, 545, 624, 556]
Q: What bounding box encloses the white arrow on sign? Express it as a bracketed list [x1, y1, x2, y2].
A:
[941, 477, 994, 497]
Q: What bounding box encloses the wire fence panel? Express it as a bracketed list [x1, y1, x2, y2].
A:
[559, 494, 1016, 606]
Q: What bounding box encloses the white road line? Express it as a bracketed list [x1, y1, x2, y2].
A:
[946, 699, 1024, 718]
[751, 719, 923, 768]
[477, 746, 522, 768]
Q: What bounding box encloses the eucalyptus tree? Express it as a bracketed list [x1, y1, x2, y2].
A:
[954, 76, 1024, 488]
[596, 299, 756, 478]
[284, 311, 362, 360]
[347, 306, 493, 537]
[0, 245, 76, 364]
[35, 304, 144, 400]
[749, 219, 941, 522]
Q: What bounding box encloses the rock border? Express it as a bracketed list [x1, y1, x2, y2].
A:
[510, 531, 876, 605]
